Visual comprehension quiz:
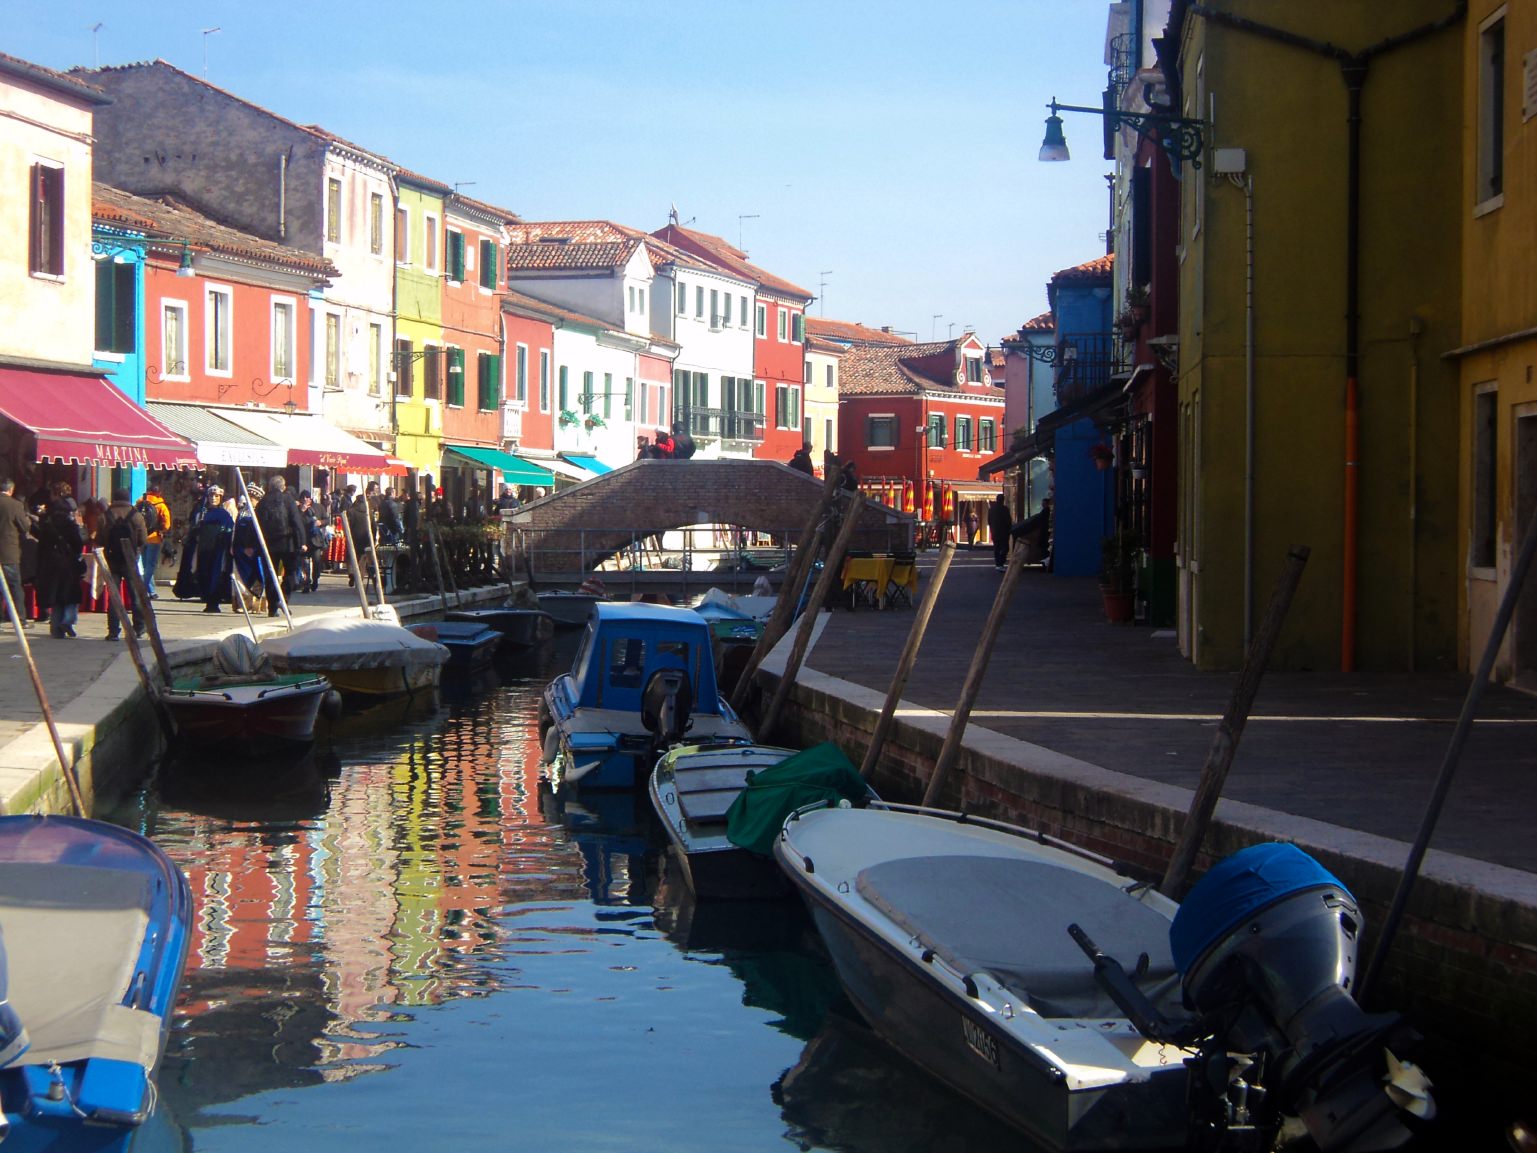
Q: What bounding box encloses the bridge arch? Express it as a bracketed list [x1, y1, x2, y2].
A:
[506, 458, 913, 576]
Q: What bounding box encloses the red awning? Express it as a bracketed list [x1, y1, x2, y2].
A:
[214, 409, 392, 473]
[0, 367, 199, 470]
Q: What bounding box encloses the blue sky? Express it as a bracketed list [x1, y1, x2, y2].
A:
[8, 0, 1116, 346]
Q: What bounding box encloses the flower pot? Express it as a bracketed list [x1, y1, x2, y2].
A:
[1101, 588, 1134, 623]
[1093, 457, 1112, 471]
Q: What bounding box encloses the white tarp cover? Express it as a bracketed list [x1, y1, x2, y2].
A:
[261, 617, 448, 673]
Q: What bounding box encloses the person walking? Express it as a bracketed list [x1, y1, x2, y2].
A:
[193, 486, 234, 613]
[986, 493, 1012, 571]
[297, 491, 325, 593]
[135, 482, 172, 598]
[788, 443, 814, 475]
[33, 491, 85, 638]
[98, 490, 147, 640]
[256, 475, 305, 616]
[347, 484, 373, 588]
[0, 478, 33, 626]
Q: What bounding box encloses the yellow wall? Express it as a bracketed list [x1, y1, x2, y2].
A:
[1177, 4, 1463, 671]
[0, 74, 98, 368]
[1457, 1, 1537, 680]
[394, 185, 444, 473]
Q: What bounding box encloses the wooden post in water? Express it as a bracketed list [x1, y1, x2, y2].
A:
[234, 467, 292, 629]
[859, 542, 956, 780]
[730, 468, 842, 713]
[90, 550, 174, 743]
[426, 524, 452, 612]
[339, 512, 372, 618]
[360, 489, 389, 610]
[119, 538, 172, 686]
[921, 540, 1030, 808]
[0, 572, 85, 815]
[1160, 545, 1311, 899]
[759, 492, 867, 740]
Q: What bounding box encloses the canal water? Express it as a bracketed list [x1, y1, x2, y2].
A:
[98, 643, 1023, 1153]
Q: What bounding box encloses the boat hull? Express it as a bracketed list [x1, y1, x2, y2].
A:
[324, 662, 442, 698]
[0, 816, 192, 1151]
[774, 806, 1192, 1152]
[536, 591, 603, 629]
[445, 608, 555, 648]
[162, 675, 330, 747]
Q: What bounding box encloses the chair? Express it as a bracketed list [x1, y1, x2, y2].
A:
[886, 553, 917, 608]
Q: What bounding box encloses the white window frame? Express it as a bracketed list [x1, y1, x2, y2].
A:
[324, 312, 342, 390]
[755, 302, 767, 337]
[777, 307, 788, 342]
[369, 192, 384, 255]
[326, 177, 342, 244]
[1475, 7, 1507, 214]
[161, 299, 189, 381]
[539, 349, 551, 413]
[271, 297, 297, 382]
[866, 412, 897, 451]
[205, 285, 233, 377]
[370, 322, 385, 396]
[515, 343, 529, 406]
[775, 383, 802, 430]
[28, 158, 65, 280]
[395, 206, 411, 266]
[423, 212, 440, 274]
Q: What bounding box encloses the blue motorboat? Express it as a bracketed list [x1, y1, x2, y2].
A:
[0, 815, 192, 1151]
[538, 602, 753, 790]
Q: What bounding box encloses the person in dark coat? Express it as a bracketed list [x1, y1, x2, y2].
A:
[788, 443, 814, 475]
[297, 490, 325, 593]
[33, 495, 84, 638]
[192, 486, 234, 612]
[671, 421, 696, 460]
[96, 490, 148, 639]
[346, 485, 374, 587]
[0, 478, 32, 626]
[986, 493, 1013, 571]
[256, 475, 306, 615]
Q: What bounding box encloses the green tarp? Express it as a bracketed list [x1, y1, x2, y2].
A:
[725, 741, 868, 857]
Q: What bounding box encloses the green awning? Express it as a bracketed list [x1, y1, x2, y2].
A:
[443, 444, 554, 486]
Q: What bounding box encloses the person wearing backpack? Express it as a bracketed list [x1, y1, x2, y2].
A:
[98, 489, 147, 640]
[135, 482, 172, 599]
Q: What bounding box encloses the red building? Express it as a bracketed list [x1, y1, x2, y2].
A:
[500, 294, 558, 457]
[650, 225, 812, 463]
[833, 329, 1004, 546]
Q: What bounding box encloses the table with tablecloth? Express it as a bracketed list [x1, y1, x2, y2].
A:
[840, 554, 917, 609]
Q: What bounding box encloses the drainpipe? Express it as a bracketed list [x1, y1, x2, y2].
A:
[1407, 315, 1422, 670]
[1241, 173, 1255, 649]
[1188, 2, 1466, 672]
[1340, 60, 1365, 671]
[278, 150, 288, 240]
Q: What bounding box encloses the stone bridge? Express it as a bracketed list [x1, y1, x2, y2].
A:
[505, 458, 914, 577]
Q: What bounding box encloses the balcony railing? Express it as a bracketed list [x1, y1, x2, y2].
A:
[677, 406, 723, 439]
[1053, 332, 1130, 407]
[723, 412, 764, 442]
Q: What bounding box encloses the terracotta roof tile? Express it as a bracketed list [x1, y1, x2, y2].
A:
[805, 317, 914, 347]
[2, 52, 109, 102]
[651, 225, 812, 300]
[837, 337, 1003, 398]
[92, 183, 337, 279]
[499, 288, 620, 334]
[1051, 252, 1114, 282]
[1022, 310, 1054, 330]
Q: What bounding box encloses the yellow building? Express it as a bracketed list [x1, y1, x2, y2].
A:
[1170, 4, 1465, 671]
[1453, 0, 1537, 684]
[392, 174, 448, 477]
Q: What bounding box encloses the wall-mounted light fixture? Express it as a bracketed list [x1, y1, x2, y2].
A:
[175, 243, 196, 278]
[1039, 93, 1206, 168]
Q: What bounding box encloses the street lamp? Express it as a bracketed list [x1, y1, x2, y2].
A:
[1039, 93, 1206, 168]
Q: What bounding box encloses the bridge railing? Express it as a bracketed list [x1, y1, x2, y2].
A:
[504, 520, 914, 598]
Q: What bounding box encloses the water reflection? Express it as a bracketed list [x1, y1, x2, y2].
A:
[97, 644, 1042, 1152]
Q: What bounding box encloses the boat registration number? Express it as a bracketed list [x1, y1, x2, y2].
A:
[962, 1015, 999, 1069]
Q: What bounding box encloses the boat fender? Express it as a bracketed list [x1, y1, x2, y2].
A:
[320, 690, 344, 720]
[542, 726, 560, 765]
[0, 925, 30, 1068]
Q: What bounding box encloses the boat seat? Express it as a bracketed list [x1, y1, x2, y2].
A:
[856, 854, 1182, 1020]
[0, 862, 163, 1069]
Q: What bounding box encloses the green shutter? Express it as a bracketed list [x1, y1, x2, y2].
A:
[448, 348, 465, 406]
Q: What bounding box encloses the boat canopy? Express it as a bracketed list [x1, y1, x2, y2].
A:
[567, 603, 721, 714]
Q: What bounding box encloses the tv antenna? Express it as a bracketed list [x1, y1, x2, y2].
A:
[818, 270, 833, 315]
[931, 314, 942, 340]
[89, 23, 102, 68]
[201, 26, 220, 78]
[737, 214, 759, 252]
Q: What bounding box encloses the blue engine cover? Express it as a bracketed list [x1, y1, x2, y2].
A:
[1170, 842, 1351, 974]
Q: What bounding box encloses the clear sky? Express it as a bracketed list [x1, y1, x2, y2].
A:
[6, 0, 1117, 346]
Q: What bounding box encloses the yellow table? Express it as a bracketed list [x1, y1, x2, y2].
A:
[841, 555, 896, 609]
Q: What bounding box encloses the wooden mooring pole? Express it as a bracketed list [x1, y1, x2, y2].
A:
[1159, 545, 1311, 899]
[920, 540, 1029, 807]
[0, 573, 85, 816]
[758, 492, 866, 741]
[859, 542, 956, 780]
[90, 550, 175, 743]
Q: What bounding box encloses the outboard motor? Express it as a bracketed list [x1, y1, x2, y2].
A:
[0, 923, 30, 1069]
[1171, 843, 1431, 1152]
[640, 668, 693, 746]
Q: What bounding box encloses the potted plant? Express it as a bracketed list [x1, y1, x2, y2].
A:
[1099, 534, 1136, 623]
[1089, 442, 1114, 471]
[558, 409, 581, 428]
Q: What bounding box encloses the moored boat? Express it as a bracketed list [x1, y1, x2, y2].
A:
[650, 740, 869, 900]
[539, 602, 752, 790]
[775, 803, 1433, 1153]
[537, 589, 605, 630]
[261, 616, 449, 699]
[444, 606, 555, 649]
[0, 815, 192, 1151]
[160, 634, 335, 748]
[410, 620, 503, 672]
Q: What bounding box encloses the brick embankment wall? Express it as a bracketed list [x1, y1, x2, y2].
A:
[755, 666, 1537, 1115]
